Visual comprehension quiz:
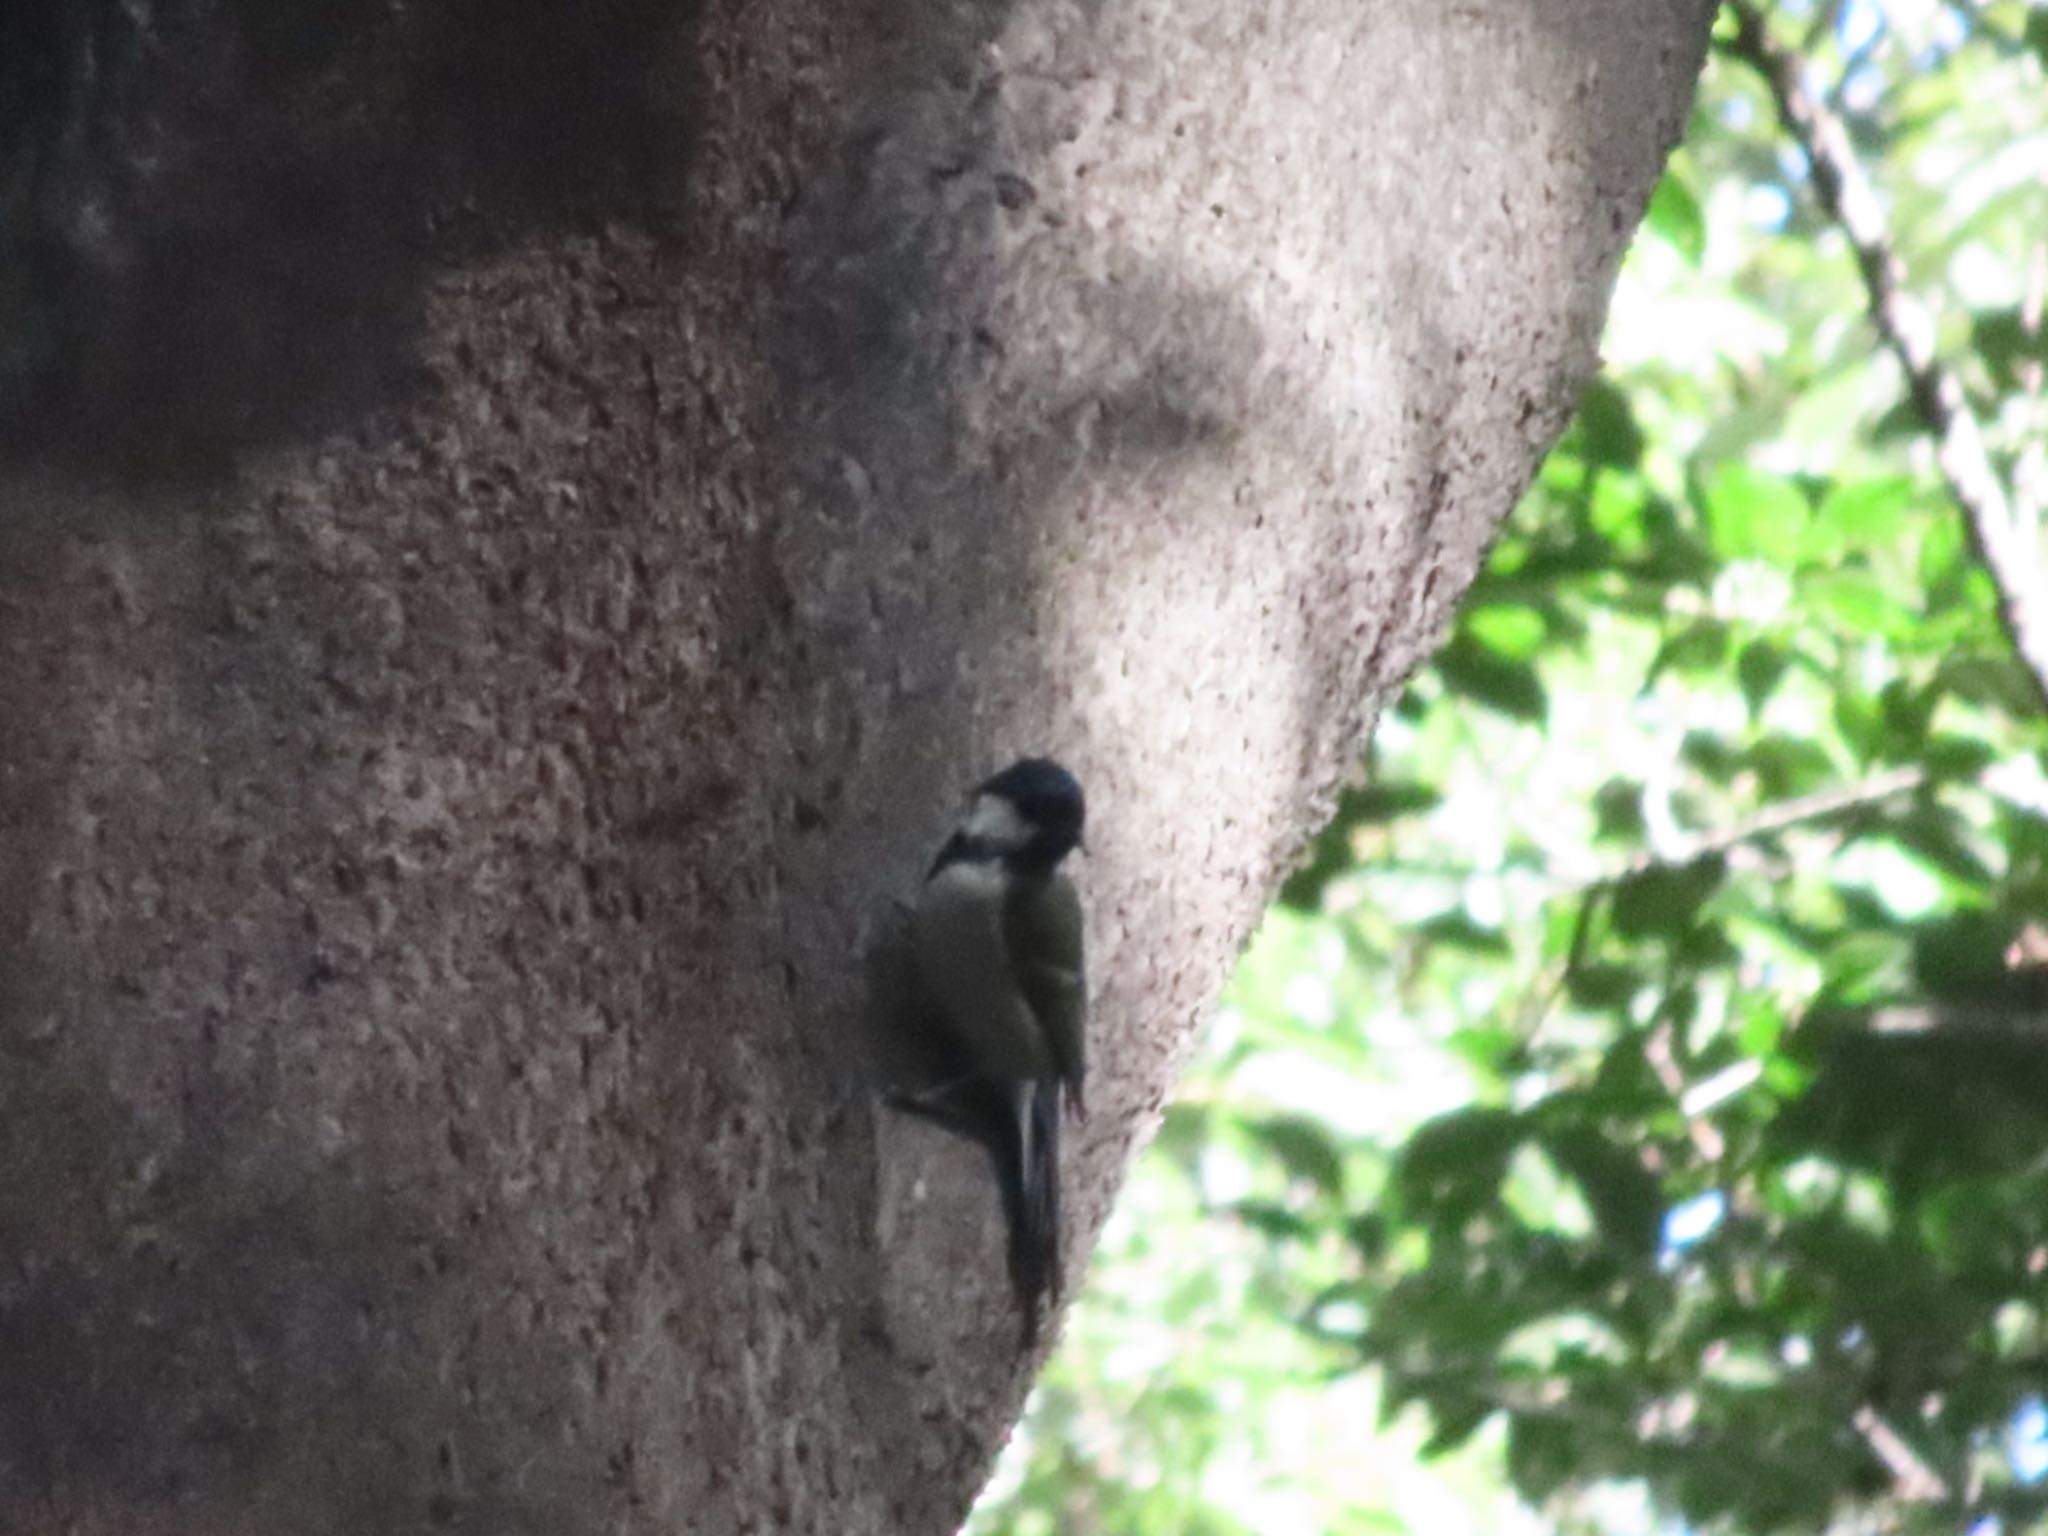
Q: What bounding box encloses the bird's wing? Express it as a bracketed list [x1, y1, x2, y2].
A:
[1005, 870, 1087, 1104]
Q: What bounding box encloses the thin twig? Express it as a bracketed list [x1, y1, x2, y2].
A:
[1722, 2, 2048, 713]
[1368, 770, 1931, 889]
[1854, 1003, 2048, 1038]
[1615, 764, 1928, 878]
[1799, 0, 1847, 57]
[1852, 1404, 1950, 1503]
[1645, 1020, 1726, 1161]
[1518, 888, 1599, 1041]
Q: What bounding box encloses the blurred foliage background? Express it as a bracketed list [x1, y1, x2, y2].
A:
[970, 2, 2048, 1533]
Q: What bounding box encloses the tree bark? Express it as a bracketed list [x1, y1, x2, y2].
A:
[0, 1, 1712, 1531]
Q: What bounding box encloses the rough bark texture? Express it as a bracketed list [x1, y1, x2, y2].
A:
[0, 1, 1712, 1532]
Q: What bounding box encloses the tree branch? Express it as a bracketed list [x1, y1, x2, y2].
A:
[1618, 763, 1928, 878]
[1852, 1403, 1950, 1504]
[1722, 1, 2048, 713]
[1851, 1003, 2048, 1039]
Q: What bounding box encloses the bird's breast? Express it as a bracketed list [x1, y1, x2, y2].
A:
[914, 861, 1052, 1080]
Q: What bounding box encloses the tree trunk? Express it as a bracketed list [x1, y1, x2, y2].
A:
[0, 1, 1712, 1531]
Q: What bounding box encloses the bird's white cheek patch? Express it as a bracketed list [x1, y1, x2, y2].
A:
[962, 793, 1031, 850]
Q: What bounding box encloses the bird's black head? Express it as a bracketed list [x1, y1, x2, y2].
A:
[981, 756, 1085, 858]
[933, 756, 1086, 876]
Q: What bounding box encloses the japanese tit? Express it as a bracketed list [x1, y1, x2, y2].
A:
[891, 756, 1087, 1346]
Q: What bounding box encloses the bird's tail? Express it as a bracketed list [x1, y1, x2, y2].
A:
[993, 1078, 1061, 1347]
[886, 1075, 1062, 1349]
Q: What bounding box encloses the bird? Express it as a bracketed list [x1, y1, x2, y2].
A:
[890, 756, 1088, 1347]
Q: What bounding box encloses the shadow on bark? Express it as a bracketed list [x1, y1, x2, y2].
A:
[0, 1062, 589, 1534]
[0, 0, 703, 485]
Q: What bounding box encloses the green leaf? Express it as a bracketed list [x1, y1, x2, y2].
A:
[1398, 1109, 1526, 1219]
[1645, 172, 1707, 264]
[1833, 688, 1885, 760]
[1922, 734, 1994, 781]
[1632, 500, 1717, 584]
[1151, 1102, 1213, 1163]
[1417, 910, 1514, 957]
[1610, 855, 1726, 938]
[1231, 1198, 1319, 1242]
[1331, 1510, 1410, 1536]
[1681, 729, 1744, 785]
[1276, 833, 1350, 912]
[1701, 463, 1809, 564]
[1647, 618, 1731, 682]
[1538, 1121, 1665, 1256]
[1465, 603, 1549, 661]
[1884, 806, 1995, 891]
[1674, 921, 1740, 970]
[1737, 639, 1789, 717]
[1434, 632, 1548, 723]
[1811, 476, 1914, 550]
[1255, 1114, 1348, 1197]
[1879, 679, 1935, 754]
[1445, 1025, 1525, 1072]
[1576, 377, 1646, 468]
[1973, 306, 2048, 391]
[1593, 779, 1646, 841]
[1340, 781, 1445, 825]
[1816, 932, 1912, 1007]
[1938, 654, 2041, 714]
[1742, 734, 1837, 798]
[1805, 572, 1909, 639]
[1419, 1394, 1496, 1458]
[1588, 472, 1655, 550]
[1567, 964, 1643, 1010]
